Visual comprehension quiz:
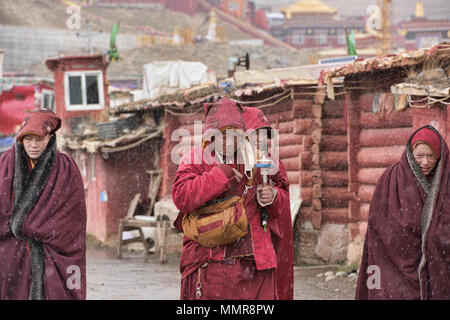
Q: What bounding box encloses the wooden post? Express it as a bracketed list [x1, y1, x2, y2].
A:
[159, 111, 181, 199]
[158, 221, 168, 264]
[346, 91, 361, 222]
[117, 220, 124, 259]
[310, 88, 325, 229]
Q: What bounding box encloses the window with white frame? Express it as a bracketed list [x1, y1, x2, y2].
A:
[317, 33, 328, 45]
[292, 33, 304, 45]
[228, 2, 238, 11]
[338, 32, 347, 45]
[64, 71, 104, 111]
[41, 89, 55, 111]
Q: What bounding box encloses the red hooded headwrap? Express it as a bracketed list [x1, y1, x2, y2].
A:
[241, 107, 271, 130]
[202, 97, 245, 140]
[411, 126, 442, 159]
[16, 109, 61, 143]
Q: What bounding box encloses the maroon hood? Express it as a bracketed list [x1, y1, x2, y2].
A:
[203, 97, 245, 139]
[16, 109, 61, 143]
[242, 107, 272, 131]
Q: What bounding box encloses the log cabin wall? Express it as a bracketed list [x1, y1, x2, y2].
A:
[157, 86, 353, 265]
[156, 81, 448, 266]
[293, 87, 351, 265]
[339, 68, 411, 264]
[248, 85, 351, 265]
[159, 110, 204, 199]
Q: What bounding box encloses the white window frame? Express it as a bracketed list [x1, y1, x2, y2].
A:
[228, 2, 239, 11]
[337, 32, 347, 45]
[41, 89, 55, 111]
[292, 33, 304, 45]
[317, 33, 328, 45]
[64, 70, 105, 111]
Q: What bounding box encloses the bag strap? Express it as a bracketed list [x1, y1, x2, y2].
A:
[241, 167, 257, 200]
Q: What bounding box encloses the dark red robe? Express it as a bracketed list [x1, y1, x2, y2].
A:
[0, 137, 86, 300]
[268, 159, 294, 300]
[241, 106, 294, 300]
[173, 146, 290, 300]
[356, 125, 450, 300]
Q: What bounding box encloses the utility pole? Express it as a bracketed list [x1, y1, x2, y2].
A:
[377, 0, 393, 55]
[86, 18, 93, 55]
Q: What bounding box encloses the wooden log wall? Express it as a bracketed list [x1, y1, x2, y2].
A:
[159, 111, 204, 198]
[319, 95, 350, 226]
[347, 92, 413, 240]
[264, 97, 304, 188]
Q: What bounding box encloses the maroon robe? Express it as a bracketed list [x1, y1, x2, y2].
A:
[0, 137, 86, 300]
[241, 106, 294, 300]
[172, 98, 290, 300]
[356, 125, 450, 300]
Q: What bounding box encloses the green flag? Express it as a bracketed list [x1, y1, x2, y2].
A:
[346, 28, 357, 56]
[108, 21, 120, 61]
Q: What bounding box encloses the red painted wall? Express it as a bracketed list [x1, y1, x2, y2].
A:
[0, 84, 54, 135]
[77, 138, 161, 242]
[48, 56, 109, 135]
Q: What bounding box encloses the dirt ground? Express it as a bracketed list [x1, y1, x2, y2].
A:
[86, 247, 358, 300]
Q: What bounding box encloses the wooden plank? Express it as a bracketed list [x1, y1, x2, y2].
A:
[320, 151, 348, 169]
[278, 133, 303, 146]
[357, 168, 386, 184]
[322, 170, 348, 187]
[322, 208, 350, 224]
[126, 193, 141, 219]
[358, 184, 376, 203]
[359, 109, 413, 129]
[359, 203, 370, 221]
[357, 146, 404, 168]
[322, 118, 346, 135]
[321, 135, 347, 152]
[359, 127, 411, 148]
[322, 100, 345, 119]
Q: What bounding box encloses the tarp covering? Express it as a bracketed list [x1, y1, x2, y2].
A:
[0, 136, 14, 154]
[142, 60, 214, 99]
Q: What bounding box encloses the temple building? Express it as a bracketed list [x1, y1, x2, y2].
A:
[397, 0, 450, 50]
[269, 0, 366, 49]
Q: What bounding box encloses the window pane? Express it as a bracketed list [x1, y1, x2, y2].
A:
[86, 75, 99, 105]
[43, 94, 50, 109]
[69, 76, 83, 105]
[50, 94, 55, 111]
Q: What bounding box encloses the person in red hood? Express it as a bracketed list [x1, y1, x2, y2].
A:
[241, 107, 294, 300]
[172, 98, 288, 300]
[356, 125, 450, 299]
[0, 109, 86, 300]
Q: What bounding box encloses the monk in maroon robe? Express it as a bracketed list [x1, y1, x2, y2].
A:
[356, 125, 450, 300]
[0, 109, 86, 300]
[241, 107, 294, 300]
[172, 98, 289, 300]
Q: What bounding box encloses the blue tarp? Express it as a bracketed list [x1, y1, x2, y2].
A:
[0, 136, 14, 154]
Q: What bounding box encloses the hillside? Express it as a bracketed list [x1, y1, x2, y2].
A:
[26, 42, 312, 80]
[0, 0, 252, 40]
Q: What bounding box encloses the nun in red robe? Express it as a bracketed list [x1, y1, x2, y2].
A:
[172, 98, 290, 300]
[241, 107, 294, 300]
[0, 109, 86, 300]
[356, 125, 450, 299]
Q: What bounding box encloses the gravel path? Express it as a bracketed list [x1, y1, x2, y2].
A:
[86, 247, 358, 300]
